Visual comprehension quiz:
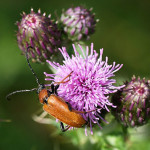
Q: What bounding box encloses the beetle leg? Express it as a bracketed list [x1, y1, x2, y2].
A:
[54, 84, 59, 95]
[60, 122, 71, 132]
[85, 117, 90, 126]
[66, 102, 72, 111]
[60, 122, 65, 131]
[54, 71, 73, 85]
[72, 109, 97, 114]
[66, 102, 96, 114]
[65, 102, 97, 113]
[51, 84, 55, 94]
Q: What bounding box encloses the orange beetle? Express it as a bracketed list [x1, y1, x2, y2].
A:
[7, 46, 87, 132]
[37, 79, 87, 131]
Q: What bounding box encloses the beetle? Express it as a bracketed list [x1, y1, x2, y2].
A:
[6, 46, 90, 132]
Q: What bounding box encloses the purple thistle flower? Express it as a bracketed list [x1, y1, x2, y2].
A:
[61, 6, 98, 41]
[112, 76, 150, 127]
[44, 43, 124, 135]
[16, 8, 62, 62]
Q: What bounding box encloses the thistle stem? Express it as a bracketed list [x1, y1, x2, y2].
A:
[122, 126, 129, 142]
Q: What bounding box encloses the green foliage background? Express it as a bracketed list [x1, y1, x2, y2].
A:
[0, 0, 150, 150]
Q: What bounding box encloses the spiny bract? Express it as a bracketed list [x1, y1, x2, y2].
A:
[61, 6, 97, 41]
[16, 8, 62, 62]
[112, 76, 150, 127]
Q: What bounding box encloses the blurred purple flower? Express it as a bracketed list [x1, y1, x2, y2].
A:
[44, 43, 124, 135]
[61, 6, 97, 41]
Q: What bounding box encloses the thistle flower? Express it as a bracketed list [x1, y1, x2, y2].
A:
[61, 6, 97, 41]
[44, 43, 124, 135]
[112, 76, 150, 127]
[16, 8, 62, 62]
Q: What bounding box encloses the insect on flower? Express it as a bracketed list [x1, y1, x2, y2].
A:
[44, 43, 124, 135]
[6, 46, 95, 132]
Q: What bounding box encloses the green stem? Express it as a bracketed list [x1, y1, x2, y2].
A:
[122, 126, 129, 142]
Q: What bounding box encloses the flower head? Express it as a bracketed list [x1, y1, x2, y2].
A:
[61, 6, 97, 41]
[16, 8, 62, 62]
[112, 76, 150, 127]
[44, 43, 124, 135]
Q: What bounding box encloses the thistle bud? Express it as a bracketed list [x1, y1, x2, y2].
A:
[16, 8, 62, 62]
[112, 76, 150, 127]
[61, 6, 97, 41]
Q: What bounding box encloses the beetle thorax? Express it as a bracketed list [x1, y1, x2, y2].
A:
[38, 89, 49, 104]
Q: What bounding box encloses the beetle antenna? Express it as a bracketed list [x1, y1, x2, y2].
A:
[6, 46, 42, 100]
[26, 46, 41, 85]
[6, 88, 37, 100]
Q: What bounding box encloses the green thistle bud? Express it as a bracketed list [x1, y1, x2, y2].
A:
[61, 6, 98, 41]
[112, 76, 150, 127]
[16, 8, 62, 62]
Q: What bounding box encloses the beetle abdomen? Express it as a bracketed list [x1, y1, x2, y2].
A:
[43, 95, 86, 128]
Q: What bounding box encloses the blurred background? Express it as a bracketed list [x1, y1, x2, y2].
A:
[0, 0, 150, 149]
